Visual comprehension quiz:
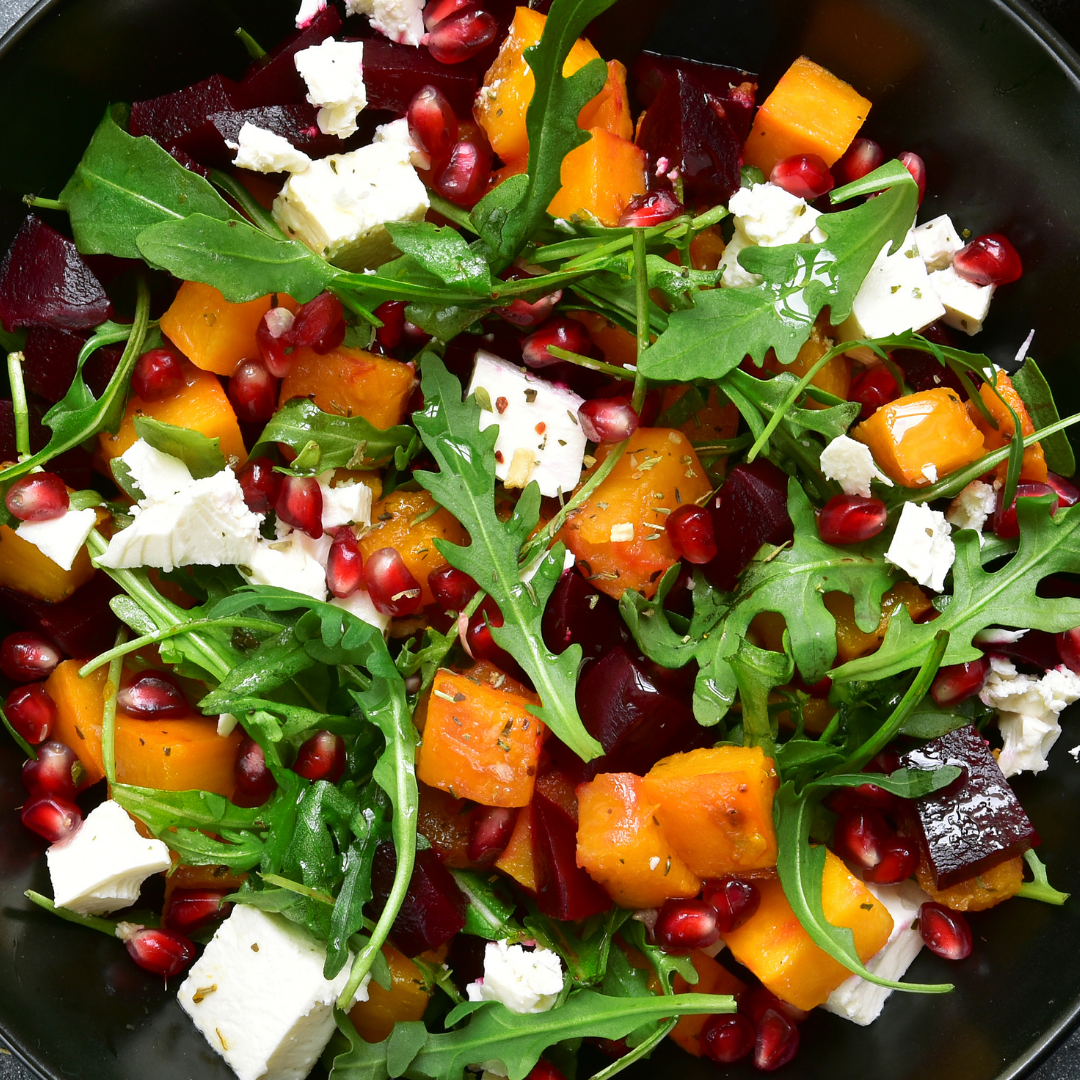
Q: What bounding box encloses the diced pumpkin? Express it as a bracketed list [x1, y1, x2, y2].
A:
[495, 801, 537, 891]
[742, 56, 872, 176]
[0, 526, 95, 602]
[46, 662, 111, 786]
[569, 311, 638, 368]
[577, 60, 634, 141]
[575, 772, 702, 909]
[764, 323, 850, 408]
[720, 849, 894, 1010]
[853, 387, 986, 488]
[659, 385, 740, 446]
[278, 345, 415, 430]
[558, 427, 712, 600]
[416, 669, 544, 807]
[357, 489, 468, 607]
[417, 782, 473, 868]
[915, 852, 1024, 912]
[332, 469, 384, 503]
[546, 128, 647, 227]
[348, 944, 432, 1043]
[98, 359, 246, 467]
[647, 950, 746, 1057]
[970, 370, 1048, 483]
[643, 747, 780, 879]
[456, 658, 539, 704]
[825, 582, 933, 664]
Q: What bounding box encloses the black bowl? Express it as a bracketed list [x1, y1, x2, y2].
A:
[3, 0, 1080, 1078]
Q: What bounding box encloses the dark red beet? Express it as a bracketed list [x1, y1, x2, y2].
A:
[0, 400, 93, 489]
[0, 572, 120, 658]
[977, 628, 1060, 672]
[22, 327, 84, 403]
[900, 724, 1039, 889]
[541, 569, 630, 662]
[352, 36, 479, 115]
[130, 74, 250, 149]
[241, 5, 344, 105]
[704, 461, 793, 591]
[370, 842, 467, 957]
[893, 348, 968, 396]
[0, 216, 112, 331]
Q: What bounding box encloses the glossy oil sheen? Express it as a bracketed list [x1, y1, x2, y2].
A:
[1, 2, 1080, 1080]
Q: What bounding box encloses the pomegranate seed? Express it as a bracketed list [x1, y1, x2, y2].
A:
[22, 740, 80, 799]
[407, 85, 458, 164]
[770, 154, 834, 200]
[863, 836, 919, 885]
[164, 888, 232, 934]
[256, 306, 297, 377]
[740, 985, 810, 1026]
[465, 598, 521, 676]
[236, 457, 283, 514]
[374, 300, 407, 352]
[364, 547, 422, 617]
[276, 475, 324, 539]
[817, 494, 888, 545]
[701, 1012, 756, 1064]
[578, 398, 640, 444]
[326, 528, 363, 599]
[1046, 471, 1080, 507]
[666, 504, 718, 564]
[500, 291, 564, 328]
[428, 564, 479, 611]
[654, 898, 720, 953]
[832, 806, 892, 870]
[0, 631, 60, 682]
[117, 673, 189, 719]
[993, 481, 1059, 539]
[617, 190, 684, 228]
[424, 0, 471, 30]
[120, 925, 196, 978]
[834, 138, 885, 185]
[919, 902, 972, 960]
[835, 750, 903, 813]
[953, 233, 1022, 287]
[849, 365, 899, 420]
[467, 805, 517, 863]
[5, 472, 69, 522]
[931, 658, 990, 707]
[521, 317, 592, 369]
[132, 348, 184, 401]
[525, 1061, 567, 1080]
[6, 683, 57, 744]
[754, 1009, 800, 1071]
[898, 151, 926, 204]
[703, 876, 760, 933]
[21, 793, 81, 842]
[432, 138, 492, 207]
[291, 292, 346, 353]
[292, 729, 347, 783]
[1058, 627, 1080, 675]
[424, 6, 498, 64]
[234, 736, 277, 806]
[228, 358, 278, 423]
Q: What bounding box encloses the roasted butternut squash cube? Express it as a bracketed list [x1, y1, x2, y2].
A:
[853, 387, 985, 488]
[764, 323, 851, 408]
[348, 944, 432, 1043]
[643, 746, 780, 878]
[495, 801, 537, 891]
[915, 852, 1024, 912]
[971, 370, 1047, 483]
[575, 772, 701, 909]
[720, 849, 894, 1010]
[0, 526, 95, 602]
[647, 950, 746, 1057]
[546, 128, 647, 227]
[577, 60, 633, 140]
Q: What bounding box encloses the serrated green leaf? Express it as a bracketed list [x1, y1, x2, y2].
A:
[1012, 356, 1076, 475]
[134, 416, 226, 477]
[451, 869, 523, 941]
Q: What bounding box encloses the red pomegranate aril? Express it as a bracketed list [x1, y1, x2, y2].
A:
[292, 729, 347, 783]
[703, 875, 760, 933]
[364, 547, 422, 617]
[701, 1012, 756, 1064]
[228, 358, 278, 423]
[132, 348, 184, 401]
[256, 306, 297, 377]
[6, 683, 57, 744]
[993, 481, 1058, 539]
[428, 563, 479, 611]
[617, 190, 684, 228]
[578, 398, 639, 444]
[21, 793, 81, 842]
[236, 456, 283, 514]
[432, 138, 492, 207]
[770, 153, 834, 200]
[863, 836, 919, 885]
[0, 631, 60, 682]
[817, 494, 888, 545]
[291, 291, 346, 354]
[424, 0, 470, 31]
[276, 475, 324, 539]
[521, 317, 592, 369]
[467, 805, 517, 863]
[740, 985, 810, 1026]
[525, 1061, 568, 1080]
[666, 504, 718, 564]
[164, 888, 233, 935]
[1058, 627, 1080, 675]
[22, 740, 80, 799]
[374, 300, 407, 352]
[931, 658, 990, 707]
[407, 84, 459, 164]
[898, 151, 926, 204]
[424, 6, 498, 64]
[117, 673, 189, 719]
[654, 897, 720, 953]
[326, 528, 363, 599]
[832, 805, 892, 870]
[120, 925, 196, 978]
[465, 598, 521, 675]
[953, 233, 1023, 287]
[1046, 471, 1080, 507]
[234, 736, 277, 806]
[919, 901, 972, 960]
[754, 1008, 801, 1071]
[834, 137, 885, 185]
[5, 472, 69, 522]
[500, 290, 564, 328]
[849, 365, 900, 420]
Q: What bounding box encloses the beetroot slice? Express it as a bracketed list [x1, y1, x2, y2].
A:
[23, 327, 84, 404]
[130, 74, 250, 148]
[355, 37, 480, 116]
[0, 217, 112, 332]
[0, 573, 121, 659]
[240, 4, 344, 106]
[541, 569, 629, 663]
[0, 398, 93, 489]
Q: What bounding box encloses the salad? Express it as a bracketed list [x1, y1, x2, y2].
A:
[0, 0, 1077, 1078]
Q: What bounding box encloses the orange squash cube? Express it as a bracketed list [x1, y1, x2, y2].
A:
[569, 311, 638, 368]
[0, 526, 95, 602]
[720, 850, 894, 1010]
[349, 944, 432, 1043]
[575, 773, 701, 909]
[915, 852, 1024, 912]
[647, 950, 746, 1057]
[971, 370, 1047, 483]
[764, 323, 851, 408]
[546, 128, 647, 227]
[853, 387, 986, 488]
[743, 56, 872, 176]
[577, 60, 633, 140]
[417, 782, 473, 867]
[643, 747, 780, 879]
[495, 802, 537, 891]
[416, 669, 545, 807]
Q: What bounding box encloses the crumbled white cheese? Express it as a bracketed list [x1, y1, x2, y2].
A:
[218, 712, 240, 737]
[120, 439, 195, 500]
[1015, 328, 1035, 365]
[318, 475, 372, 530]
[884, 501, 955, 591]
[728, 182, 822, 247]
[178, 905, 369, 1080]
[346, 0, 425, 47]
[465, 940, 564, 1014]
[819, 434, 893, 498]
[295, 0, 327, 26]
[373, 117, 431, 171]
[718, 229, 762, 288]
[16, 507, 96, 572]
[47, 800, 170, 916]
[979, 655, 1080, 777]
[921, 463, 938, 484]
[294, 38, 367, 138]
[243, 525, 332, 602]
[974, 627, 1028, 647]
[911, 214, 962, 272]
[610, 522, 634, 543]
[928, 265, 995, 336]
[946, 480, 998, 535]
[229, 122, 312, 175]
[330, 587, 391, 634]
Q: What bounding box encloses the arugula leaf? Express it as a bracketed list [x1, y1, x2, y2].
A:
[450, 869, 523, 941]
[622, 920, 698, 994]
[384, 222, 492, 296]
[1016, 849, 1070, 905]
[134, 416, 227, 477]
[524, 906, 631, 987]
[1012, 356, 1076, 475]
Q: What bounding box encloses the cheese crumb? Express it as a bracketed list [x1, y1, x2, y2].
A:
[295, 0, 327, 26]
[819, 435, 893, 498]
[884, 501, 955, 591]
[346, 0, 425, 46]
[16, 507, 97, 571]
[465, 940, 564, 1014]
[946, 480, 997, 535]
[229, 123, 312, 175]
[294, 38, 367, 138]
[610, 522, 635, 543]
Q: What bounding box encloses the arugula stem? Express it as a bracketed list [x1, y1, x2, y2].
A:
[0, 703, 34, 758]
[334, 288, 378, 327]
[209, 169, 283, 237]
[22, 196, 66, 212]
[427, 192, 478, 234]
[24, 890, 126, 937]
[235, 26, 265, 59]
[260, 872, 336, 906]
[632, 229, 649, 414]
[100, 627, 128, 785]
[588, 1018, 680, 1080]
[6, 351, 29, 460]
[546, 344, 634, 381]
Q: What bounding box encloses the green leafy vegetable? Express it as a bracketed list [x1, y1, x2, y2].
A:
[134, 416, 227, 477]
[1012, 356, 1076, 476]
[1016, 849, 1070, 905]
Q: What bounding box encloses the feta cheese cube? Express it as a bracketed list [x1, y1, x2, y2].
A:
[16, 507, 97, 571]
[719, 229, 763, 289]
[178, 905, 369, 1080]
[373, 117, 431, 171]
[243, 526, 332, 601]
[466, 351, 588, 499]
[294, 38, 367, 138]
[229, 122, 312, 175]
[120, 439, 194, 500]
[928, 265, 995, 335]
[465, 940, 564, 1014]
[946, 479, 997, 534]
[295, 0, 326, 27]
[728, 182, 822, 247]
[884, 501, 955, 591]
[331, 587, 391, 633]
[273, 141, 429, 271]
[346, 0, 425, 46]
[819, 435, 893, 498]
[47, 800, 170, 916]
[319, 476, 372, 530]
[912, 214, 962, 271]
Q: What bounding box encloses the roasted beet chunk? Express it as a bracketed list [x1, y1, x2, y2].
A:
[900, 724, 1039, 889]
[542, 569, 630, 663]
[129, 74, 249, 148]
[0, 216, 112, 331]
[240, 4, 344, 106]
[354, 37, 480, 116]
[0, 572, 120, 659]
